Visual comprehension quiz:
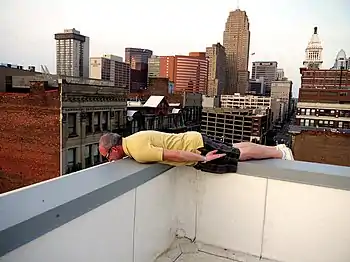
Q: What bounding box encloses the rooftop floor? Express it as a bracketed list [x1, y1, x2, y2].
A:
[156, 238, 277, 262]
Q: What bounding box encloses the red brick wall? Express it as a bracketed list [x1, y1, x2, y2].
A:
[293, 131, 350, 167]
[0, 90, 60, 193]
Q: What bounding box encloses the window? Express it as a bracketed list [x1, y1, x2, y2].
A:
[311, 109, 316, 115]
[102, 112, 108, 131]
[93, 144, 100, 164]
[68, 113, 76, 137]
[306, 109, 311, 116]
[300, 119, 305, 126]
[84, 145, 92, 168]
[301, 109, 305, 115]
[94, 112, 101, 132]
[85, 112, 93, 134]
[310, 119, 315, 126]
[67, 148, 76, 169]
[339, 122, 343, 128]
[305, 119, 310, 126]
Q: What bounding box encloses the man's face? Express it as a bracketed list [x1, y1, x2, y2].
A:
[99, 145, 124, 162]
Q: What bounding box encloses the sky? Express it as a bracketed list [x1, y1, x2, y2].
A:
[1, 0, 349, 97]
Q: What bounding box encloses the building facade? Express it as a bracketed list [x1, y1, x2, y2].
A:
[247, 77, 266, 95]
[300, 68, 350, 89]
[55, 28, 89, 78]
[201, 107, 271, 145]
[148, 55, 161, 78]
[302, 27, 323, 69]
[61, 81, 127, 175]
[157, 55, 208, 94]
[221, 94, 271, 109]
[0, 65, 37, 92]
[271, 79, 293, 121]
[223, 9, 250, 95]
[125, 48, 153, 66]
[251, 61, 278, 95]
[206, 43, 226, 97]
[89, 56, 130, 89]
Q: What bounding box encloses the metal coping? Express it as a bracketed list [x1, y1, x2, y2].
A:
[0, 163, 172, 257]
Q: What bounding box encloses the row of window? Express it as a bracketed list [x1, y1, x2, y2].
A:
[67, 111, 122, 137]
[299, 119, 350, 129]
[298, 108, 350, 118]
[66, 143, 101, 172]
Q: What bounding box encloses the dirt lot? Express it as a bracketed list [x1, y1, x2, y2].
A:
[0, 91, 60, 193]
[293, 131, 350, 167]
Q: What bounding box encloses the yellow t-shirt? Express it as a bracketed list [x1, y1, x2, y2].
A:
[122, 130, 204, 166]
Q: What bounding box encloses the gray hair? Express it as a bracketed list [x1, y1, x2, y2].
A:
[99, 133, 122, 150]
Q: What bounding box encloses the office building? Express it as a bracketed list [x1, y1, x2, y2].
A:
[90, 55, 130, 89]
[223, 9, 250, 94]
[125, 48, 152, 92]
[157, 54, 208, 94]
[271, 79, 293, 122]
[125, 48, 153, 68]
[247, 77, 266, 95]
[302, 27, 323, 69]
[251, 61, 278, 95]
[206, 43, 226, 97]
[55, 28, 90, 78]
[148, 55, 161, 78]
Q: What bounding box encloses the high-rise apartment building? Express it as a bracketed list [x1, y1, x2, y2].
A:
[206, 43, 226, 97]
[251, 61, 278, 95]
[89, 55, 130, 89]
[223, 9, 250, 95]
[271, 80, 293, 122]
[55, 28, 89, 78]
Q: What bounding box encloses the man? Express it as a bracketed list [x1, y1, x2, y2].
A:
[99, 130, 294, 174]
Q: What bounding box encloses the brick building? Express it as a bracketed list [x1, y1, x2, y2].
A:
[291, 130, 350, 167]
[296, 68, 350, 129]
[0, 82, 60, 193]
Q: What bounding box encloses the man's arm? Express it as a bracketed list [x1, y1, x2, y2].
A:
[163, 149, 226, 163]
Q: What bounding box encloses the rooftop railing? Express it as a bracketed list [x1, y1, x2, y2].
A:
[1, 159, 350, 262]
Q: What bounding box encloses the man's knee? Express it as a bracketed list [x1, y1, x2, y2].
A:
[237, 147, 252, 161]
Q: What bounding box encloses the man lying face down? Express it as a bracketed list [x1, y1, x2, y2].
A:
[99, 130, 293, 174]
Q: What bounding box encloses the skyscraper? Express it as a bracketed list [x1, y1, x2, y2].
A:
[55, 28, 90, 78]
[223, 9, 250, 95]
[206, 43, 226, 97]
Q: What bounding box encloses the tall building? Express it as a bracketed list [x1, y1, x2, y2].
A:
[331, 49, 349, 70]
[271, 79, 293, 122]
[206, 43, 226, 97]
[303, 27, 323, 69]
[251, 61, 278, 95]
[55, 28, 90, 78]
[89, 55, 130, 89]
[125, 48, 153, 68]
[247, 77, 266, 95]
[223, 9, 250, 95]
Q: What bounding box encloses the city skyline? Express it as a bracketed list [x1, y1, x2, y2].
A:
[1, 0, 349, 98]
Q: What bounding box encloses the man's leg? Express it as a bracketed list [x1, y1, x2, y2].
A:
[234, 142, 294, 161]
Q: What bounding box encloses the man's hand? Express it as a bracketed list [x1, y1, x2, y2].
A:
[204, 150, 226, 162]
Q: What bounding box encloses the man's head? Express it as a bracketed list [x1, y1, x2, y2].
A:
[99, 133, 125, 162]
